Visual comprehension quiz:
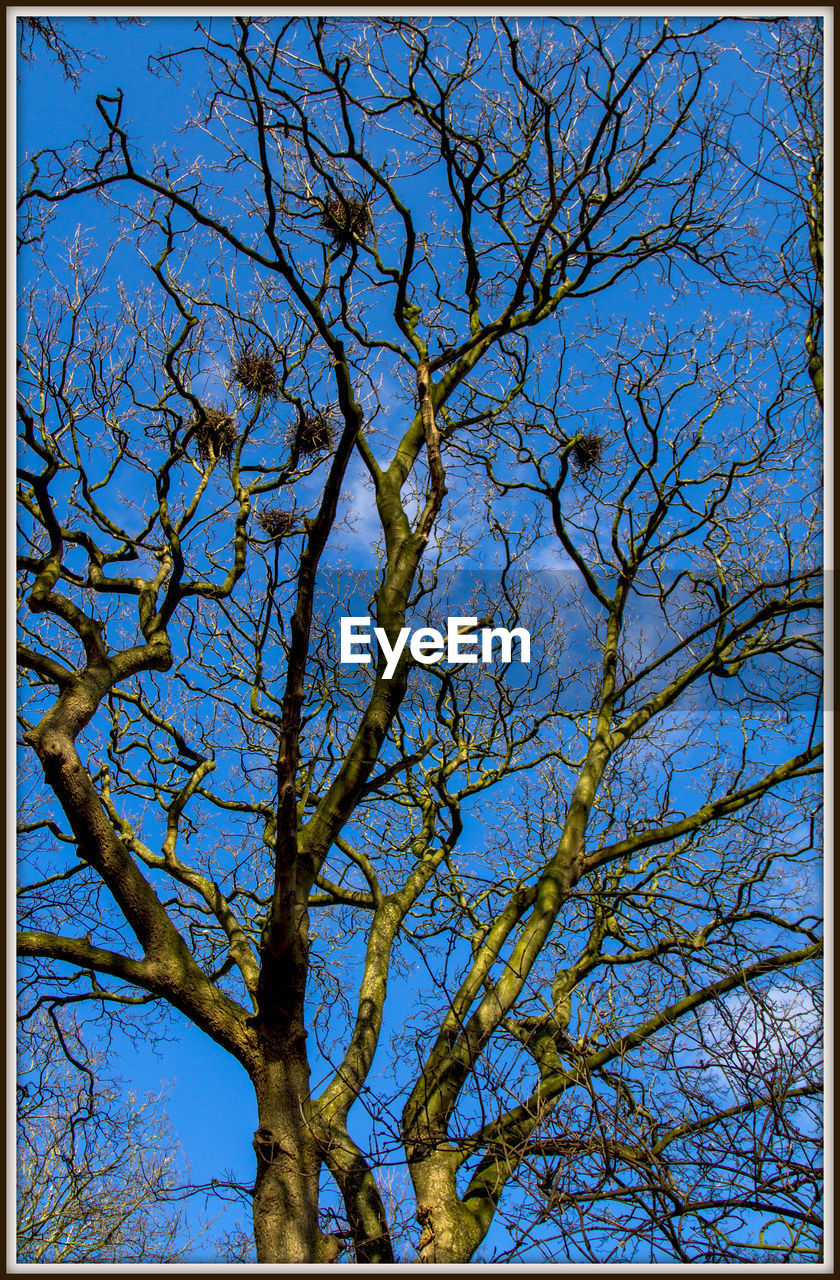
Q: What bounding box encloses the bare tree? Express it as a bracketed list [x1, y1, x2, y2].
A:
[17, 17, 822, 1263]
[746, 17, 824, 407]
[16, 1012, 200, 1262]
[16, 16, 144, 87]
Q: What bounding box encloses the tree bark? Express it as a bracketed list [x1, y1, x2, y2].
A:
[251, 921, 338, 1262]
[411, 1151, 488, 1264]
[251, 1040, 323, 1262]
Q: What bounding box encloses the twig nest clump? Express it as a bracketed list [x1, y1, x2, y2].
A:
[256, 507, 297, 538]
[319, 195, 372, 250]
[194, 406, 239, 463]
[230, 346, 282, 400]
[570, 432, 606, 475]
[292, 410, 337, 457]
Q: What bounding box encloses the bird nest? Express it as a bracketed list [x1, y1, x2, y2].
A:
[230, 346, 282, 400]
[319, 194, 372, 250]
[193, 406, 239, 463]
[256, 507, 298, 538]
[570, 432, 606, 475]
[292, 410, 337, 457]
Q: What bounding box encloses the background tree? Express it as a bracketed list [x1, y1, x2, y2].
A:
[17, 16, 822, 1263]
[746, 17, 824, 406]
[16, 1011, 199, 1263]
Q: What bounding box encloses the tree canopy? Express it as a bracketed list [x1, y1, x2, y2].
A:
[17, 16, 823, 1264]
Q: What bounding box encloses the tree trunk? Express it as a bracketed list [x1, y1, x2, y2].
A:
[411, 1151, 489, 1264]
[251, 1044, 324, 1262]
[251, 933, 339, 1263]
